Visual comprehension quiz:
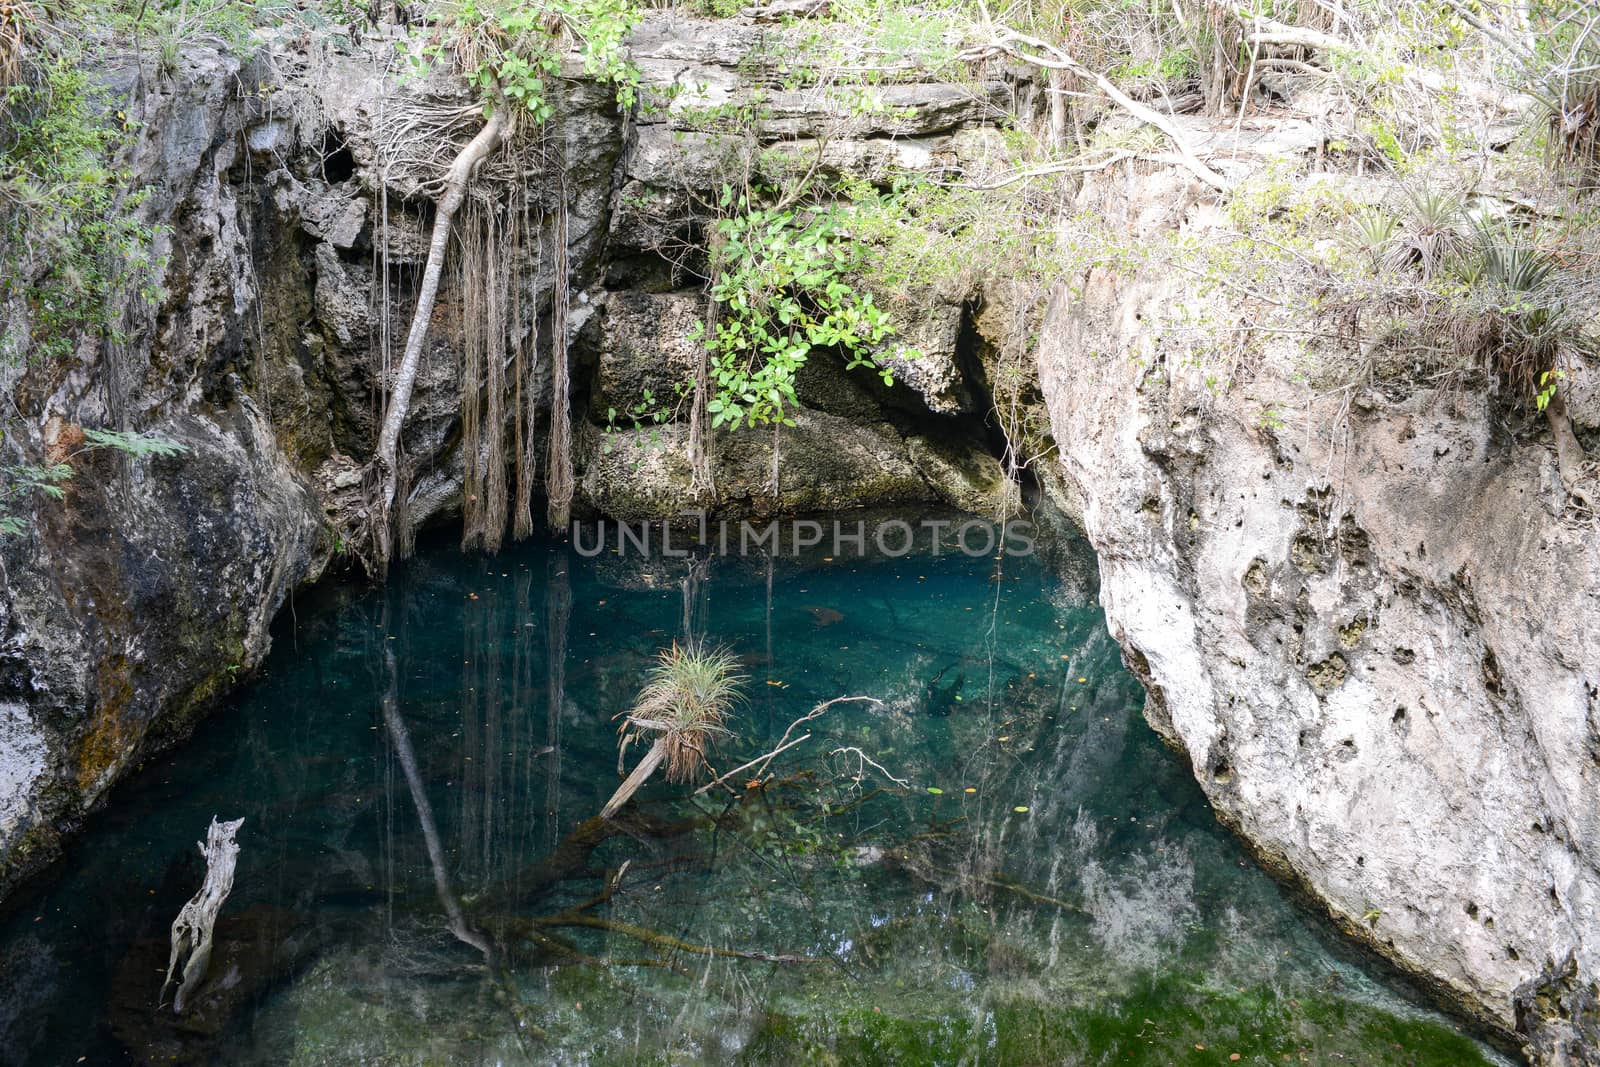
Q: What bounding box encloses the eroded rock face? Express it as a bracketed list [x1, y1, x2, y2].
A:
[0, 46, 336, 896]
[1038, 237, 1600, 1064]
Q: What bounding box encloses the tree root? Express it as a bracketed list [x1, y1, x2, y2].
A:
[1546, 394, 1596, 515]
[368, 106, 511, 571]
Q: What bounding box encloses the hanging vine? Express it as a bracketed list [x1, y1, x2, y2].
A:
[364, 0, 641, 571]
[545, 191, 574, 531]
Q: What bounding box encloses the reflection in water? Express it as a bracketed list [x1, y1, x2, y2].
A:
[0, 531, 1508, 1066]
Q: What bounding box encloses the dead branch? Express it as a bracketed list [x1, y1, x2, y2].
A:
[827, 746, 909, 788]
[754, 695, 883, 779]
[1240, 14, 1346, 53]
[957, 28, 1233, 193]
[1239, 13, 1532, 111]
[692, 732, 813, 796]
[160, 816, 244, 1014]
[529, 914, 819, 963]
[884, 847, 1086, 915]
[600, 737, 668, 819]
[740, 0, 828, 19]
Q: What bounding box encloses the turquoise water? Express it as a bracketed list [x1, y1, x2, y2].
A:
[0, 524, 1504, 1065]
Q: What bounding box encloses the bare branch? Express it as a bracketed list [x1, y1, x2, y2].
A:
[957, 28, 1234, 193]
[828, 746, 910, 788]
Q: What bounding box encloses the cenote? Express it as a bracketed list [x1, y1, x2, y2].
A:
[0, 524, 1505, 1066]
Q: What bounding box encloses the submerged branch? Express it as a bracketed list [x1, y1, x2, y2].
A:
[692, 733, 812, 796]
[528, 914, 819, 963]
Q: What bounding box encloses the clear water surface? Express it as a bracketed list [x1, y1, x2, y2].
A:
[0, 524, 1508, 1065]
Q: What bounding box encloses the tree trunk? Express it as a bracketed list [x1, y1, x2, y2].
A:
[369, 109, 509, 571]
[1046, 68, 1069, 154]
[600, 739, 667, 820]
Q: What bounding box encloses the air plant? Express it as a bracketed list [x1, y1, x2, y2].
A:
[1349, 205, 1399, 268]
[1540, 35, 1600, 191]
[1385, 185, 1471, 280]
[1464, 225, 1580, 402]
[600, 642, 745, 818]
[0, 2, 32, 91]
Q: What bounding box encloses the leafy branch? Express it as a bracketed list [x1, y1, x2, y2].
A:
[689, 186, 915, 431]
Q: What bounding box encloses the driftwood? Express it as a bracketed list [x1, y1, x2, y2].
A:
[160, 816, 244, 1014]
[599, 737, 669, 819]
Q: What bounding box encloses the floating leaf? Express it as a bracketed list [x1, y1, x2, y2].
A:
[964, 787, 977, 794]
[926, 787, 943, 795]
[1013, 806, 1029, 813]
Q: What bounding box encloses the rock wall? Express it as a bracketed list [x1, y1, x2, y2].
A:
[0, 45, 334, 898]
[0, 15, 1021, 902]
[1038, 167, 1600, 1063]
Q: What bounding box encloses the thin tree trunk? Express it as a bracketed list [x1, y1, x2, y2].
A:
[380, 627, 493, 958]
[1046, 68, 1069, 154]
[600, 739, 667, 820]
[370, 109, 510, 570]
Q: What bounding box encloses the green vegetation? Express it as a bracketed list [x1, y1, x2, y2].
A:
[0, 457, 72, 536]
[2, 55, 160, 365]
[0, 428, 186, 536]
[418, 0, 641, 121]
[693, 190, 911, 430]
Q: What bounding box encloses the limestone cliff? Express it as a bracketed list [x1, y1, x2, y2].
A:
[2, 13, 1597, 1066]
[1037, 161, 1600, 1062]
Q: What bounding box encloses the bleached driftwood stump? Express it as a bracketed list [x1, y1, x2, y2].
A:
[160, 815, 244, 1014]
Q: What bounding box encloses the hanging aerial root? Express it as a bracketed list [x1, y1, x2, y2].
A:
[545, 190, 575, 531]
[368, 105, 511, 572]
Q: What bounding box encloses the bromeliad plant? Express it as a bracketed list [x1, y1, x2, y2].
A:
[690, 187, 915, 431]
[601, 642, 745, 818]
